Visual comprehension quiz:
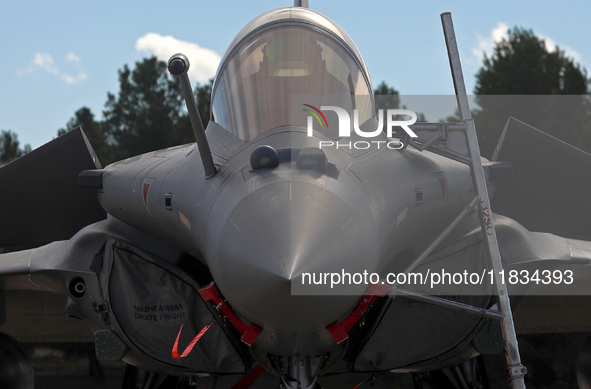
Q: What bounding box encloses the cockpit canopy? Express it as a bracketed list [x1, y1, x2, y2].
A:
[211, 8, 374, 141]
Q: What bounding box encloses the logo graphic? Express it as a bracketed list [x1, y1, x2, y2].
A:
[302, 104, 328, 128]
[304, 105, 418, 150]
[304, 105, 418, 138]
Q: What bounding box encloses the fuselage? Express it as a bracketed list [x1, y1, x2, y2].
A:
[98, 121, 474, 356]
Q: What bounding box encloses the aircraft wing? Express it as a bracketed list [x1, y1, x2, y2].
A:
[0, 217, 249, 374]
[0, 129, 248, 373]
[0, 126, 109, 340]
[0, 127, 106, 252]
[349, 212, 591, 373]
[491, 117, 591, 241]
[488, 118, 591, 333]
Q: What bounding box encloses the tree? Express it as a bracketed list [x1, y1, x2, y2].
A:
[475, 28, 588, 95]
[59, 60, 214, 165]
[374, 80, 401, 111]
[196, 78, 213, 128]
[0, 130, 31, 166]
[472, 27, 591, 157]
[374, 81, 428, 123]
[102, 56, 190, 161]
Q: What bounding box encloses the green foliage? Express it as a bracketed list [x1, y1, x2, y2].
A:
[374, 81, 428, 123]
[374, 81, 412, 123]
[374, 80, 400, 110]
[58, 57, 213, 165]
[195, 78, 213, 128]
[0, 130, 31, 166]
[102, 56, 188, 161]
[475, 28, 588, 95]
[473, 27, 591, 158]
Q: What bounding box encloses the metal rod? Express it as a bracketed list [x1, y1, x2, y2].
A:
[416, 133, 442, 151]
[392, 288, 503, 320]
[410, 123, 467, 132]
[441, 12, 526, 387]
[408, 138, 472, 165]
[167, 53, 216, 178]
[407, 121, 472, 164]
[404, 196, 478, 274]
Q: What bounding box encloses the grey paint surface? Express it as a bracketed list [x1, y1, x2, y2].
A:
[0, 5, 590, 386]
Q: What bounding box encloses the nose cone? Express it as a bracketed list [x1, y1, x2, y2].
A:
[214, 180, 366, 353]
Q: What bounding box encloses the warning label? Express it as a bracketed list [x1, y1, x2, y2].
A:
[133, 303, 186, 322]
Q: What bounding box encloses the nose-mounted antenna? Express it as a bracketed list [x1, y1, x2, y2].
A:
[167, 53, 216, 178]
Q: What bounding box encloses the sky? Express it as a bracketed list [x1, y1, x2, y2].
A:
[0, 0, 589, 150]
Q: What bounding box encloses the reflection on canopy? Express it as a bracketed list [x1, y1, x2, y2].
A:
[212, 25, 373, 141]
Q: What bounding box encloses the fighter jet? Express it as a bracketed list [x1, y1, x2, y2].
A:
[1, 3, 591, 389]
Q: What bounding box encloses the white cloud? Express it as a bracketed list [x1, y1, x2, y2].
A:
[18, 51, 87, 84]
[536, 34, 582, 64]
[542, 36, 557, 53]
[65, 52, 81, 63]
[472, 22, 509, 61]
[473, 23, 583, 65]
[60, 72, 87, 84]
[135, 33, 221, 84]
[33, 52, 59, 74]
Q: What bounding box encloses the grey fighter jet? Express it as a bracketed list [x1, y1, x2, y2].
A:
[1, 3, 591, 389]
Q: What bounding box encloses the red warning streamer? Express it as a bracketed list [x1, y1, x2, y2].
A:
[172, 322, 214, 359]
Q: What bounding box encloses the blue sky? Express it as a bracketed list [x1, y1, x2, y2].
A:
[1, 0, 589, 150]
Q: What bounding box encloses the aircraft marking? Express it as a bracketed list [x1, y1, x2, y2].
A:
[179, 210, 191, 231]
[142, 178, 154, 211]
[396, 205, 409, 226]
[172, 322, 214, 359]
[480, 198, 493, 235]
